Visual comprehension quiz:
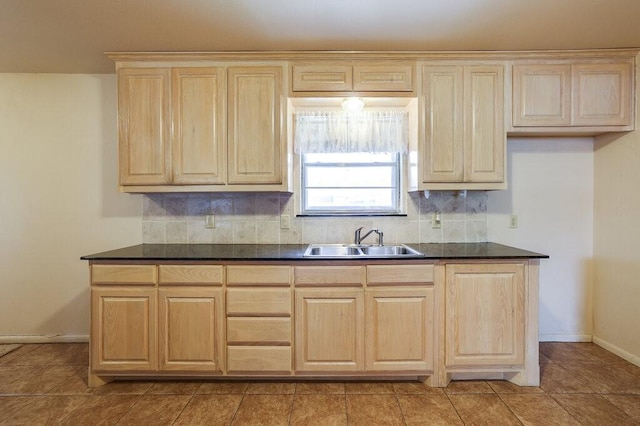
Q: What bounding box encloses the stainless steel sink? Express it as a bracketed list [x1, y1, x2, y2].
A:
[303, 244, 423, 258]
[359, 245, 420, 256]
[305, 245, 363, 257]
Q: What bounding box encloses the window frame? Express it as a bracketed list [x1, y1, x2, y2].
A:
[300, 152, 404, 216]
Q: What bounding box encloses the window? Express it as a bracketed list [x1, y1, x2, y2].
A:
[301, 152, 402, 215]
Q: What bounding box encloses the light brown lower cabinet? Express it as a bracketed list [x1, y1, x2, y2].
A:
[158, 287, 224, 372]
[445, 263, 525, 367]
[91, 287, 157, 372]
[365, 287, 434, 371]
[88, 260, 539, 388]
[225, 265, 293, 374]
[295, 288, 365, 372]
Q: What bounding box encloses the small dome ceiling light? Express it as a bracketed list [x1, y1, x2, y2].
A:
[341, 97, 365, 112]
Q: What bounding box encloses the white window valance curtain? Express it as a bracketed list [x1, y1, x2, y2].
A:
[294, 111, 408, 154]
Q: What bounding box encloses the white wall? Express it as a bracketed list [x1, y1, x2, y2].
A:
[0, 74, 141, 342]
[488, 137, 594, 341]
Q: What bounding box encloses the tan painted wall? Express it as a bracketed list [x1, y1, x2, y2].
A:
[488, 138, 595, 342]
[593, 54, 640, 362]
[0, 74, 141, 341]
[0, 72, 634, 356]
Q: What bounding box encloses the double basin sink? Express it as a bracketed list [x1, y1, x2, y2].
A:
[303, 244, 423, 259]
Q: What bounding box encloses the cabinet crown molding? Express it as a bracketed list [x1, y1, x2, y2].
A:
[106, 48, 640, 66]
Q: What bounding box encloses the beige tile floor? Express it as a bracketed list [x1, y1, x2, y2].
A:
[0, 342, 638, 425]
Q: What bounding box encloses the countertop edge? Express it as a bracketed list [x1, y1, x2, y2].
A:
[81, 243, 549, 261]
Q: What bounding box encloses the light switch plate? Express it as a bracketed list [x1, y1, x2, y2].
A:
[204, 214, 215, 229]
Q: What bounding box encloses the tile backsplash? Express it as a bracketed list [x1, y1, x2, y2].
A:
[142, 191, 487, 244]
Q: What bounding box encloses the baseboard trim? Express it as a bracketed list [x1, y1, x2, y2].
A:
[539, 334, 592, 342]
[0, 335, 89, 344]
[593, 336, 640, 367]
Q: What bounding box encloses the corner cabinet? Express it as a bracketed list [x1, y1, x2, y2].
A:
[116, 63, 289, 192]
[511, 59, 634, 134]
[418, 63, 506, 190]
[439, 261, 540, 387]
[445, 263, 524, 366]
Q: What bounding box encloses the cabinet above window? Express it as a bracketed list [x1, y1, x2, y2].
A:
[291, 61, 415, 95]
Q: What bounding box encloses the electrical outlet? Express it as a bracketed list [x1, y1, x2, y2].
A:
[509, 214, 518, 228]
[432, 212, 441, 229]
[280, 215, 291, 229]
[204, 214, 215, 229]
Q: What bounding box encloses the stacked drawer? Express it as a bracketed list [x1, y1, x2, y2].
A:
[226, 265, 293, 374]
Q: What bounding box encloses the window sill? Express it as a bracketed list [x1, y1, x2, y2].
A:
[297, 213, 408, 218]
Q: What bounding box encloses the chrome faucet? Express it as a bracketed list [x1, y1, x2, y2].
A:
[354, 227, 384, 246]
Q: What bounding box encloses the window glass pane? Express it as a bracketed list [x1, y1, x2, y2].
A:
[304, 152, 396, 164]
[306, 166, 394, 187]
[301, 152, 402, 215]
[305, 188, 395, 210]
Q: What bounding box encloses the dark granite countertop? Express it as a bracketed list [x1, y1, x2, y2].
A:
[82, 243, 548, 261]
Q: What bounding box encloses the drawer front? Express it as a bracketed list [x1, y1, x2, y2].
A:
[227, 317, 291, 344]
[227, 288, 292, 316]
[159, 265, 223, 285]
[91, 265, 157, 285]
[227, 266, 291, 286]
[353, 64, 414, 92]
[294, 266, 365, 287]
[292, 64, 353, 92]
[367, 264, 434, 285]
[227, 346, 292, 372]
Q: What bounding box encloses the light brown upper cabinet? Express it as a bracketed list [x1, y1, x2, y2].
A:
[227, 66, 285, 185]
[512, 59, 634, 133]
[291, 62, 414, 94]
[117, 64, 289, 192]
[419, 64, 505, 190]
[118, 68, 172, 186]
[172, 68, 226, 185]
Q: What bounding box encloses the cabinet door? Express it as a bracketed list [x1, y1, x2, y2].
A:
[118, 68, 171, 185]
[172, 68, 226, 184]
[572, 62, 633, 126]
[365, 287, 433, 371]
[158, 288, 224, 372]
[292, 64, 353, 92]
[464, 66, 505, 183]
[227, 66, 284, 185]
[420, 65, 464, 183]
[512, 64, 571, 127]
[353, 63, 414, 92]
[295, 288, 364, 372]
[91, 287, 157, 371]
[445, 263, 525, 367]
